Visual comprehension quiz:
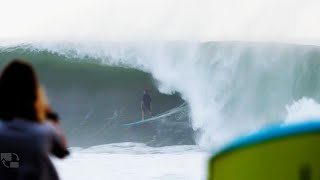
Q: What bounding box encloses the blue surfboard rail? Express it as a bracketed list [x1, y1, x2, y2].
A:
[212, 119, 320, 156]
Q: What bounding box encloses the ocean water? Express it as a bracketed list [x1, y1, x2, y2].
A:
[1, 41, 320, 179]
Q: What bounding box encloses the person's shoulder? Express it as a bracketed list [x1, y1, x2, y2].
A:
[0, 119, 50, 139]
[0, 121, 5, 130]
[28, 122, 59, 143]
[23, 121, 55, 136]
[40, 122, 56, 133]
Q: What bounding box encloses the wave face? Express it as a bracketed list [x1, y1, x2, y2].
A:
[1, 41, 320, 148]
[0, 46, 193, 147]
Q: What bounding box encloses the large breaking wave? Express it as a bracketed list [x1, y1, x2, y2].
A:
[1, 41, 320, 148]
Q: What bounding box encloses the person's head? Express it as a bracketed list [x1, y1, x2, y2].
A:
[0, 59, 48, 122]
[144, 89, 148, 94]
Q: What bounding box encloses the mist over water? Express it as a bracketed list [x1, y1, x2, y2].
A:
[1, 0, 320, 43]
[1, 41, 320, 148]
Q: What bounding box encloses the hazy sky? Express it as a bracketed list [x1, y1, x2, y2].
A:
[0, 0, 319, 44]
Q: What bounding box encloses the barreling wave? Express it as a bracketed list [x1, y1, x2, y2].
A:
[1, 41, 320, 148]
[0, 45, 193, 147]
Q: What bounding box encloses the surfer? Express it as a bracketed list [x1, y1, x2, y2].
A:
[141, 89, 152, 120]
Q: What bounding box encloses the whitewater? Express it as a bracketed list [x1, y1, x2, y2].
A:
[53, 143, 206, 180]
[1, 41, 320, 179]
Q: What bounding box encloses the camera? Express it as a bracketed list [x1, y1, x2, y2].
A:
[46, 111, 59, 123]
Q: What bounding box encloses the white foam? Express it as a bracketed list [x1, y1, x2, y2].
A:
[285, 97, 320, 123]
[54, 143, 207, 180]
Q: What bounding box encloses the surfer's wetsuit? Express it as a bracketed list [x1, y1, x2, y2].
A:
[142, 93, 152, 112]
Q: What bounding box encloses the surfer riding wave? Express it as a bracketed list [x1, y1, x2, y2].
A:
[141, 89, 152, 120]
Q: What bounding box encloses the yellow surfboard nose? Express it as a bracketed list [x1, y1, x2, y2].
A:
[208, 120, 320, 180]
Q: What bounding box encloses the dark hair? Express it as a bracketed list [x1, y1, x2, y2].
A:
[0, 60, 46, 121]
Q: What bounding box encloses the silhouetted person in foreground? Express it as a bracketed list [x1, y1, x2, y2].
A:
[0, 60, 69, 180]
[141, 89, 152, 120]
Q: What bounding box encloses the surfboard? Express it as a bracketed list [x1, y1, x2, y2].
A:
[123, 116, 163, 126]
[208, 120, 320, 180]
[123, 103, 186, 126]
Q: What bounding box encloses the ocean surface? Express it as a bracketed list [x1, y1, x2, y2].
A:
[1, 41, 320, 179]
